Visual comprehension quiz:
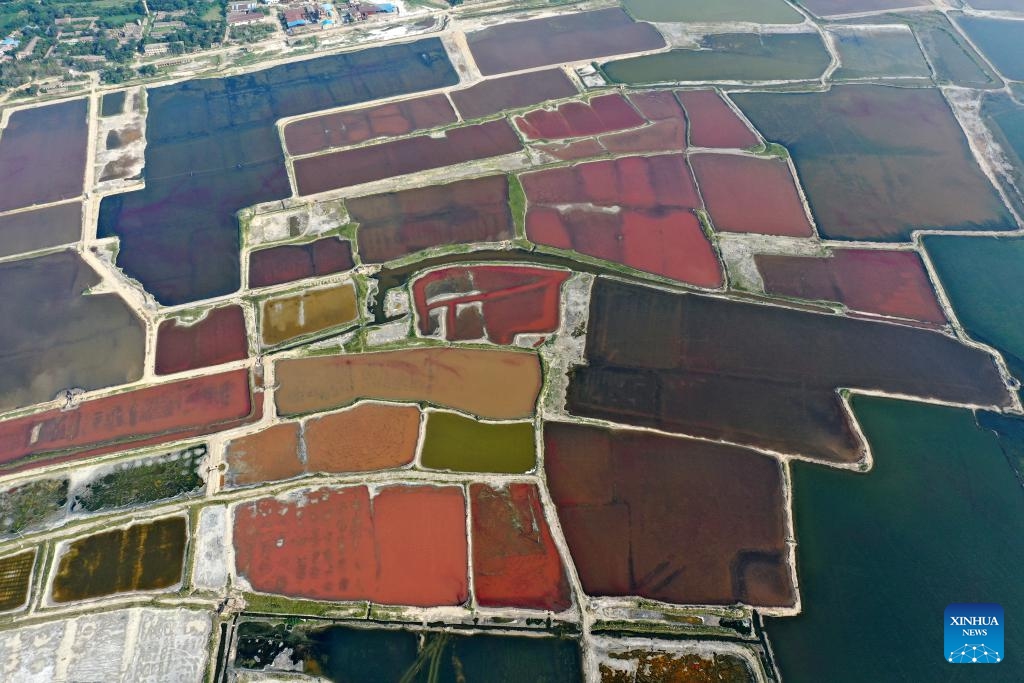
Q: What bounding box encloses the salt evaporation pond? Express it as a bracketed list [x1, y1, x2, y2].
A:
[98, 39, 457, 305]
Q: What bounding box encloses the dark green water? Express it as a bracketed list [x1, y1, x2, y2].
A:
[924, 235, 1024, 384]
[622, 0, 802, 23]
[603, 33, 831, 84]
[235, 622, 582, 681]
[420, 411, 535, 473]
[767, 396, 1024, 682]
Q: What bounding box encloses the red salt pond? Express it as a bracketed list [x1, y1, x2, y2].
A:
[522, 155, 722, 287]
[545, 422, 795, 607]
[756, 248, 947, 324]
[451, 70, 578, 120]
[530, 91, 687, 158]
[676, 90, 759, 149]
[293, 119, 522, 195]
[348, 175, 513, 264]
[0, 370, 256, 471]
[283, 94, 457, 156]
[234, 485, 468, 606]
[412, 265, 570, 344]
[515, 94, 645, 140]
[275, 347, 541, 419]
[248, 237, 354, 288]
[155, 306, 249, 375]
[691, 154, 813, 237]
[470, 483, 571, 612]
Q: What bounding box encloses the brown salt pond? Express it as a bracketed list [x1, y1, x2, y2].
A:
[0, 250, 145, 412]
[275, 347, 541, 420]
[0, 99, 89, 212]
[0, 369, 257, 472]
[305, 402, 420, 473]
[545, 421, 794, 607]
[225, 423, 304, 487]
[260, 282, 358, 347]
[284, 93, 457, 156]
[470, 483, 571, 611]
[248, 236, 354, 288]
[733, 85, 1011, 241]
[0, 202, 81, 258]
[467, 8, 664, 76]
[51, 516, 187, 603]
[294, 119, 521, 195]
[226, 403, 422, 487]
[567, 279, 1011, 464]
[522, 155, 722, 287]
[0, 549, 35, 612]
[756, 248, 947, 324]
[155, 305, 249, 375]
[451, 69, 578, 120]
[691, 154, 814, 237]
[348, 175, 513, 264]
[677, 90, 759, 149]
[233, 485, 467, 606]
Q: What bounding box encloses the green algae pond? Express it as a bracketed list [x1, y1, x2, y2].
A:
[623, 0, 803, 24]
[603, 33, 831, 84]
[831, 28, 931, 80]
[924, 235, 1024, 383]
[766, 397, 1024, 682]
[908, 13, 1000, 87]
[420, 411, 535, 473]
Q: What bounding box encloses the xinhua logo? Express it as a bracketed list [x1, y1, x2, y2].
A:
[945, 603, 1003, 664]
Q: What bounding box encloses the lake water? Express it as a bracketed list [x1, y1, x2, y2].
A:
[766, 396, 1024, 682]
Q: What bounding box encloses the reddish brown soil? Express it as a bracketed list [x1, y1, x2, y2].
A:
[757, 249, 947, 324]
[0, 370, 255, 470]
[522, 155, 722, 286]
[467, 8, 665, 76]
[676, 91, 759, 149]
[515, 94, 645, 140]
[534, 138, 607, 161]
[451, 70, 578, 120]
[545, 422, 795, 607]
[304, 403, 420, 472]
[692, 154, 813, 237]
[284, 94, 457, 156]
[225, 423, 303, 487]
[233, 485, 468, 606]
[275, 348, 541, 419]
[155, 306, 248, 375]
[294, 120, 521, 195]
[599, 118, 687, 154]
[470, 483, 571, 611]
[248, 237, 354, 288]
[348, 175, 513, 263]
[412, 265, 570, 344]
